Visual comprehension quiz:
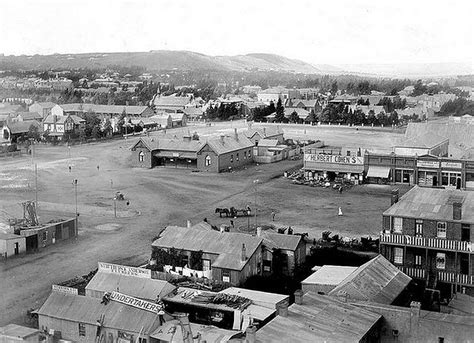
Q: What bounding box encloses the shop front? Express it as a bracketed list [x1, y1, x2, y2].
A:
[440, 161, 463, 189]
[304, 153, 365, 184]
[416, 160, 440, 187]
[394, 169, 414, 185]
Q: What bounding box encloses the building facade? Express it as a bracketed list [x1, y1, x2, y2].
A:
[379, 186, 474, 297]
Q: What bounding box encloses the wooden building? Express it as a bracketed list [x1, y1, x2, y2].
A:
[0, 233, 26, 259]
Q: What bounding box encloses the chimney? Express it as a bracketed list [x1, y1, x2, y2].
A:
[245, 325, 257, 343]
[220, 135, 225, 144]
[263, 127, 266, 137]
[183, 135, 191, 142]
[294, 289, 304, 305]
[256, 227, 262, 237]
[241, 243, 247, 261]
[276, 300, 289, 317]
[234, 128, 238, 140]
[391, 188, 399, 205]
[187, 220, 192, 229]
[410, 301, 421, 328]
[453, 202, 462, 220]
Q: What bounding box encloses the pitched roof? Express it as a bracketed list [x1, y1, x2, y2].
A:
[152, 226, 262, 271]
[154, 95, 191, 107]
[302, 265, 358, 286]
[284, 107, 310, 118]
[16, 111, 43, 121]
[85, 271, 175, 300]
[260, 231, 302, 251]
[61, 103, 151, 115]
[0, 324, 40, 339]
[131, 137, 204, 153]
[400, 131, 448, 148]
[256, 292, 381, 343]
[7, 120, 39, 134]
[328, 255, 411, 304]
[244, 127, 282, 139]
[203, 134, 254, 155]
[0, 232, 24, 240]
[183, 107, 204, 116]
[218, 287, 288, 310]
[257, 139, 279, 147]
[383, 186, 474, 223]
[31, 101, 56, 109]
[37, 292, 161, 335]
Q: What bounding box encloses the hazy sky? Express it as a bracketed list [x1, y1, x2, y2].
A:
[0, 0, 472, 65]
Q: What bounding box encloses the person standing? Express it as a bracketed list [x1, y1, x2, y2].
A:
[271, 211, 276, 221]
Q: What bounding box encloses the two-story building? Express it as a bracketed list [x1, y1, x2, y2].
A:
[29, 102, 63, 119]
[379, 186, 474, 298]
[243, 126, 285, 146]
[43, 114, 85, 140]
[151, 226, 264, 286]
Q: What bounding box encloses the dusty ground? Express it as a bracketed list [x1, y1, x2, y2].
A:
[0, 121, 405, 326]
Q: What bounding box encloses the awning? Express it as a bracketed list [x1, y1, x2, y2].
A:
[367, 166, 390, 178]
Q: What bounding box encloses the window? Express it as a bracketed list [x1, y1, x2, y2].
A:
[205, 155, 211, 166]
[138, 151, 144, 162]
[263, 259, 272, 272]
[230, 154, 233, 163]
[436, 253, 446, 269]
[438, 338, 444, 343]
[415, 220, 423, 237]
[437, 222, 447, 238]
[442, 172, 449, 186]
[222, 270, 231, 283]
[393, 217, 403, 234]
[42, 231, 47, 241]
[78, 323, 86, 337]
[244, 151, 247, 159]
[394, 247, 403, 264]
[181, 255, 188, 267]
[202, 259, 211, 271]
[415, 255, 422, 266]
[236, 153, 239, 162]
[138, 339, 147, 343]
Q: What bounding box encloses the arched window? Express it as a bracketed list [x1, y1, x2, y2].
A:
[138, 151, 144, 162]
[205, 155, 211, 166]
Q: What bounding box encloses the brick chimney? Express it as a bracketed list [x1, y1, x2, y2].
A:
[410, 301, 421, 328]
[453, 202, 462, 220]
[263, 127, 266, 137]
[294, 289, 304, 305]
[220, 135, 225, 144]
[256, 227, 262, 237]
[245, 325, 257, 343]
[234, 128, 238, 140]
[391, 188, 399, 206]
[186, 220, 192, 229]
[276, 300, 289, 317]
[241, 243, 247, 261]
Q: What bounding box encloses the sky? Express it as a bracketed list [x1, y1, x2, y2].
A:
[0, 0, 472, 65]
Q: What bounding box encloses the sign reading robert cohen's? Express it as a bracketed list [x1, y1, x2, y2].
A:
[110, 291, 162, 314]
[305, 154, 363, 165]
[98, 262, 151, 278]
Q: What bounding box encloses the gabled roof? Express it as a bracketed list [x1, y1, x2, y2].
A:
[0, 324, 40, 339]
[257, 139, 279, 147]
[16, 111, 42, 121]
[302, 265, 358, 287]
[218, 287, 288, 310]
[284, 107, 310, 118]
[260, 231, 302, 251]
[6, 121, 39, 134]
[202, 134, 254, 155]
[328, 255, 411, 304]
[152, 226, 263, 271]
[383, 186, 474, 223]
[85, 271, 175, 300]
[131, 137, 204, 153]
[256, 292, 381, 343]
[244, 127, 282, 139]
[399, 131, 448, 148]
[37, 292, 161, 335]
[183, 107, 204, 116]
[154, 95, 192, 107]
[30, 101, 56, 109]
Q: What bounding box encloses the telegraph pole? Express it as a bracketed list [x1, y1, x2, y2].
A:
[35, 163, 38, 209]
[253, 179, 259, 227]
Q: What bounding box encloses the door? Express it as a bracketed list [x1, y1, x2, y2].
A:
[461, 225, 470, 242]
[456, 178, 462, 189]
[460, 254, 469, 275]
[14, 242, 19, 255]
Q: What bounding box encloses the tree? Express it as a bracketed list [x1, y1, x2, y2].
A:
[411, 79, 427, 96]
[84, 110, 101, 138]
[289, 111, 299, 123]
[103, 118, 113, 137]
[330, 81, 338, 94]
[27, 124, 41, 141]
[306, 110, 317, 124]
[275, 98, 285, 122]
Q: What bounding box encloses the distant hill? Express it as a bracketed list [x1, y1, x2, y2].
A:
[0, 50, 331, 74]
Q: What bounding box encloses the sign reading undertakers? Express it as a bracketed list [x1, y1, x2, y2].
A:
[98, 262, 151, 278]
[52, 284, 78, 295]
[110, 291, 162, 313]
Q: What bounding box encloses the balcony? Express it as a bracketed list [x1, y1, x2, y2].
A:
[397, 267, 474, 286]
[380, 233, 473, 253]
[438, 271, 474, 286]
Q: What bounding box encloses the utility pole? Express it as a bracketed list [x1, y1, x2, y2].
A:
[113, 196, 117, 218]
[34, 164, 38, 209]
[73, 179, 78, 220]
[253, 179, 259, 227]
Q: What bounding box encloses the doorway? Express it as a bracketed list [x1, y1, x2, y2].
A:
[456, 178, 462, 189]
[14, 242, 19, 255]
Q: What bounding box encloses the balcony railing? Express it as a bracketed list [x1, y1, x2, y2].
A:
[380, 233, 473, 253]
[438, 271, 474, 286]
[397, 267, 473, 286]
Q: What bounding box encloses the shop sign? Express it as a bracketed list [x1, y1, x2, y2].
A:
[417, 160, 439, 168]
[98, 262, 151, 278]
[110, 291, 162, 314]
[304, 154, 363, 165]
[52, 284, 78, 295]
[441, 162, 462, 169]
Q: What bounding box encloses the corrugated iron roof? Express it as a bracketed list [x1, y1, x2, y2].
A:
[61, 103, 151, 115]
[154, 95, 191, 107]
[6, 120, 40, 134]
[0, 324, 40, 339]
[202, 134, 254, 155]
[328, 255, 411, 304]
[85, 271, 175, 300]
[260, 231, 302, 251]
[152, 226, 262, 271]
[151, 320, 239, 342]
[37, 292, 161, 334]
[219, 287, 288, 310]
[256, 292, 381, 343]
[244, 127, 282, 139]
[383, 186, 474, 224]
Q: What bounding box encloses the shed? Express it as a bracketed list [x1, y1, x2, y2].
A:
[0, 323, 42, 342]
[0, 232, 26, 258]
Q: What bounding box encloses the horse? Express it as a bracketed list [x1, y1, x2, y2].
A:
[215, 208, 230, 217]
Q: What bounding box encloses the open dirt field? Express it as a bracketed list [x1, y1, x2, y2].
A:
[0, 122, 405, 326]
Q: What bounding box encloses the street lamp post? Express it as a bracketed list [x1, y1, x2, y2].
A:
[113, 196, 117, 218]
[73, 179, 78, 229]
[253, 179, 259, 227]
